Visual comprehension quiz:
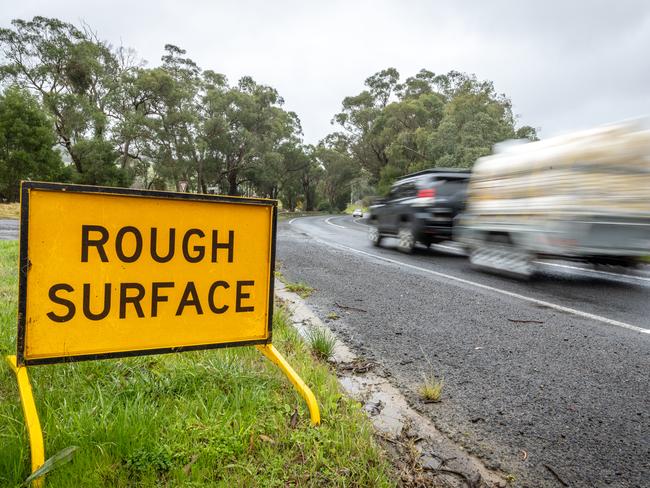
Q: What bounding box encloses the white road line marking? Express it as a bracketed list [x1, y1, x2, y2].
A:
[312, 238, 650, 335]
[539, 262, 650, 282]
[325, 217, 346, 229]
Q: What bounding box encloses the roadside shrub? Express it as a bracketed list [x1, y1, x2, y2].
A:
[317, 201, 332, 212]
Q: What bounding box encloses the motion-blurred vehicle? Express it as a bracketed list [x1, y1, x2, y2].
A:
[352, 208, 363, 217]
[367, 169, 470, 252]
[455, 121, 650, 278]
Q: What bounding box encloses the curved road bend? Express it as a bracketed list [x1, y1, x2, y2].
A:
[278, 215, 649, 488]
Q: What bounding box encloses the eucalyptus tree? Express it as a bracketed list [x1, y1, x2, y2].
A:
[332, 68, 400, 183]
[131, 45, 209, 192]
[315, 134, 359, 211]
[331, 68, 537, 192]
[0, 87, 67, 200]
[202, 76, 300, 196]
[0, 16, 132, 185]
[0, 16, 317, 202]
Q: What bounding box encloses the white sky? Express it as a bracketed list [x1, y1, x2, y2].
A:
[3, 1, 650, 143]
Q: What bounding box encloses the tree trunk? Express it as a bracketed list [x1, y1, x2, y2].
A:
[227, 171, 238, 195]
[303, 178, 315, 211]
[121, 140, 131, 169]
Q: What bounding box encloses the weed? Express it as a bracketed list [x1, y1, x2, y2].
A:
[326, 312, 340, 320]
[307, 328, 337, 361]
[418, 373, 444, 402]
[124, 445, 173, 476]
[285, 281, 314, 298]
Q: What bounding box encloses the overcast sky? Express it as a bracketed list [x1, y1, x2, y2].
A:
[3, 1, 650, 143]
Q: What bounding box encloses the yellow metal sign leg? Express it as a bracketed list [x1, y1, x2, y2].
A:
[6, 355, 45, 487]
[256, 344, 321, 425]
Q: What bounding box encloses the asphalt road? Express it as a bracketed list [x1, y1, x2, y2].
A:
[0, 219, 18, 240]
[277, 215, 650, 488]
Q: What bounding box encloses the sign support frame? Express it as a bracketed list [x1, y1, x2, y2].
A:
[6, 355, 45, 488]
[256, 344, 321, 425]
[6, 344, 320, 486]
[8, 182, 321, 485]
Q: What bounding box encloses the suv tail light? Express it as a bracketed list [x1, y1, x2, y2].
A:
[417, 188, 436, 198]
[414, 188, 436, 207]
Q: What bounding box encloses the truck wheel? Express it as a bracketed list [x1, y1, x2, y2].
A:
[368, 226, 382, 247]
[397, 224, 415, 253]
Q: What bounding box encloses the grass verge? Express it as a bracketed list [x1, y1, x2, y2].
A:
[0, 241, 394, 487]
[0, 203, 20, 219]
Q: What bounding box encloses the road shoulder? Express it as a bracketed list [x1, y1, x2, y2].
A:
[277, 279, 509, 488]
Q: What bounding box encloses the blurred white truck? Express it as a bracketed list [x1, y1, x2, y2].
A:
[455, 121, 650, 277]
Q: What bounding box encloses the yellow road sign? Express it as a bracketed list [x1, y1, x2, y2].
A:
[17, 182, 276, 365]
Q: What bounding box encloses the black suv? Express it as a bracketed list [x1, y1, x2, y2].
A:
[367, 169, 470, 252]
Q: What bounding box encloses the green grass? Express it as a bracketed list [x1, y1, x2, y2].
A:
[0, 241, 395, 487]
[306, 328, 337, 362]
[417, 373, 444, 403]
[284, 282, 314, 299]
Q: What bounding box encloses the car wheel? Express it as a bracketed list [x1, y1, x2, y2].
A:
[368, 226, 382, 247]
[397, 224, 415, 253]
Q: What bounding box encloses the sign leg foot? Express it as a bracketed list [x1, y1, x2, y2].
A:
[6, 355, 45, 487]
[256, 344, 321, 425]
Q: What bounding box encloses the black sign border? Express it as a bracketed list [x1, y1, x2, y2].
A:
[17, 181, 277, 366]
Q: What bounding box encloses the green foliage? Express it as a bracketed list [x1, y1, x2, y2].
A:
[70, 138, 131, 186]
[332, 68, 538, 191]
[0, 17, 132, 185]
[123, 445, 173, 476]
[316, 134, 360, 211]
[0, 87, 66, 200]
[201, 76, 301, 196]
[0, 17, 308, 200]
[20, 446, 78, 487]
[1, 16, 538, 208]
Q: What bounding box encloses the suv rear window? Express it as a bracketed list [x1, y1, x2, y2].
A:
[429, 176, 469, 196]
[389, 181, 417, 199]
